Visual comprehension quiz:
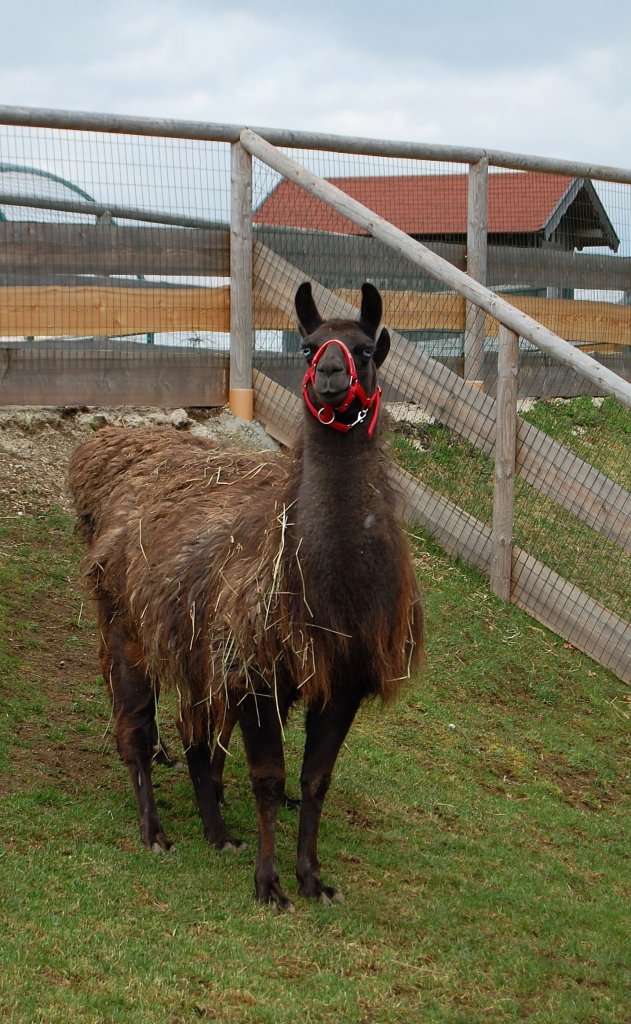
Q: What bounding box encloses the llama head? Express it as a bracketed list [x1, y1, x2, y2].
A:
[295, 283, 390, 424]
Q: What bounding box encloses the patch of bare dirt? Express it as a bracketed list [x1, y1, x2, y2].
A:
[0, 577, 110, 800]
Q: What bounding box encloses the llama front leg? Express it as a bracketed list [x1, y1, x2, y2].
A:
[296, 686, 364, 903]
[237, 691, 293, 910]
[99, 612, 171, 851]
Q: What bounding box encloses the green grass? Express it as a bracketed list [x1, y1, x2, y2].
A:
[522, 396, 631, 489]
[390, 397, 631, 621]
[1, 507, 630, 1023]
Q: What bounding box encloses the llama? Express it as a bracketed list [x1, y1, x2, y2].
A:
[68, 282, 424, 909]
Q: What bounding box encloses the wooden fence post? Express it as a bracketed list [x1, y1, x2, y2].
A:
[490, 325, 519, 600]
[229, 141, 254, 419]
[464, 156, 489, 386]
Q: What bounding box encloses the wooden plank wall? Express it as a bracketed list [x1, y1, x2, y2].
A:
[5, 221, 631, 290]
[0, 341, 229, 407]
[1, 221, 631, 351]
[2, 282, 630, 355]
[0, 223, 231, 277]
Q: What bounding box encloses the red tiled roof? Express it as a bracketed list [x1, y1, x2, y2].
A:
[253, 171, 575, 236]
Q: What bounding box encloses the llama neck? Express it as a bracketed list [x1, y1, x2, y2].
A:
[283, 411, 411, 660]
[297, 413, 385, 506]
[290, 413, 393, 584]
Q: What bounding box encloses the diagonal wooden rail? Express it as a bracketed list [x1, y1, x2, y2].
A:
[241, 128, 631, 412]
[253, 244, 631, 554]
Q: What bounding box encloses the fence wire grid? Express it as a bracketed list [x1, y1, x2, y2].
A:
[250, 146, 631, 682]
[0, 123, 232, 407]
[0, 113, 630, 681]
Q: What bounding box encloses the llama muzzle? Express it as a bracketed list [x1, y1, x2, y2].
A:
[302, 338, 381, 438]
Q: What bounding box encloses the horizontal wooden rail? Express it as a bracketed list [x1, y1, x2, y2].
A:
[3, 103, 631, 184]
[0, 285, 231, 336]
[5, 221, 631, 295]
[0, 341, 228, 407]
[2, 281, 630, 354]
[371, 290, 631, 352]
[0, 223, 230, 276]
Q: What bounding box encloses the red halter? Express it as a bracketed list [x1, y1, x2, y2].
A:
[302, 338, 382, 439]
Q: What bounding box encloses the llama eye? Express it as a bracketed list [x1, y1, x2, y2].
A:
[361, 347, 375, 361]
[301, 346, 313, 361]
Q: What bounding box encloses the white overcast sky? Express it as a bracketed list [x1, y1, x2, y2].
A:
[3, 0, 631, 168]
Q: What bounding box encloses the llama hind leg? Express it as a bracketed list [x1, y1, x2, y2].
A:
[237, 691, 293, 910]
[296, 686, 363, 903]
[210, 701, 238, 804]
[99, 612, 170, 851]
[177, 704, 244, 851]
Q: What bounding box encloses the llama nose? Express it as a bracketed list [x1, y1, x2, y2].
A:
[316, 362, 348, 395]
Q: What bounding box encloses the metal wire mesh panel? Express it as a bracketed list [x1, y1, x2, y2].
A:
[252, 156, 630, 398]
[514, 395, 630, 604]
[0, 124, 231, 407]
[249, 144, 631, 682]
[1, 111, 629, 680]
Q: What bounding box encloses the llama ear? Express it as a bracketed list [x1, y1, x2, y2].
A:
[295, 282, 323, 337]
[359, 282, 382, 338]
[374, 327, 390, 368]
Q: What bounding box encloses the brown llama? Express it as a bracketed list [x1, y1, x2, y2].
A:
[68, 282, 424, 909]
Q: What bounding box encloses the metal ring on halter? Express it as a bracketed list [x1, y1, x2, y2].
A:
[317, 406, 336, 425]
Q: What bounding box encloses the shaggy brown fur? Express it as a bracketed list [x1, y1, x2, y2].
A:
[68, 282, 424, 909]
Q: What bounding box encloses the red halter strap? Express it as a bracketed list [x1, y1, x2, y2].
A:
[302, 338, 382, 439]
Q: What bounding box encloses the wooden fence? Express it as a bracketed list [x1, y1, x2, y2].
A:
[2, 221, 630, 406]
[1, 106, 630, 684]
[2, 221, 630, 407]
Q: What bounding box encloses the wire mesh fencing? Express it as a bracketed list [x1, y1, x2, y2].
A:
[252, 149, 473, 399]
[1, 110, 630, 680]
[249, 143, 631, 683]
[0, 122, 232, 406]
[251, 152, 631, 397]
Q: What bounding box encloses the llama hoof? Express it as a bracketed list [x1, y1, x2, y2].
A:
[299, 878, 344, 904]
[144, 828, 172, 852]
[222, 838, 246, 852]
[150, 839, 174, 854]
[256, 879, 294, 912]
[282, 793, 301, 811]
[319, 886, 344, 906]
[265, 892, 295, 914]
